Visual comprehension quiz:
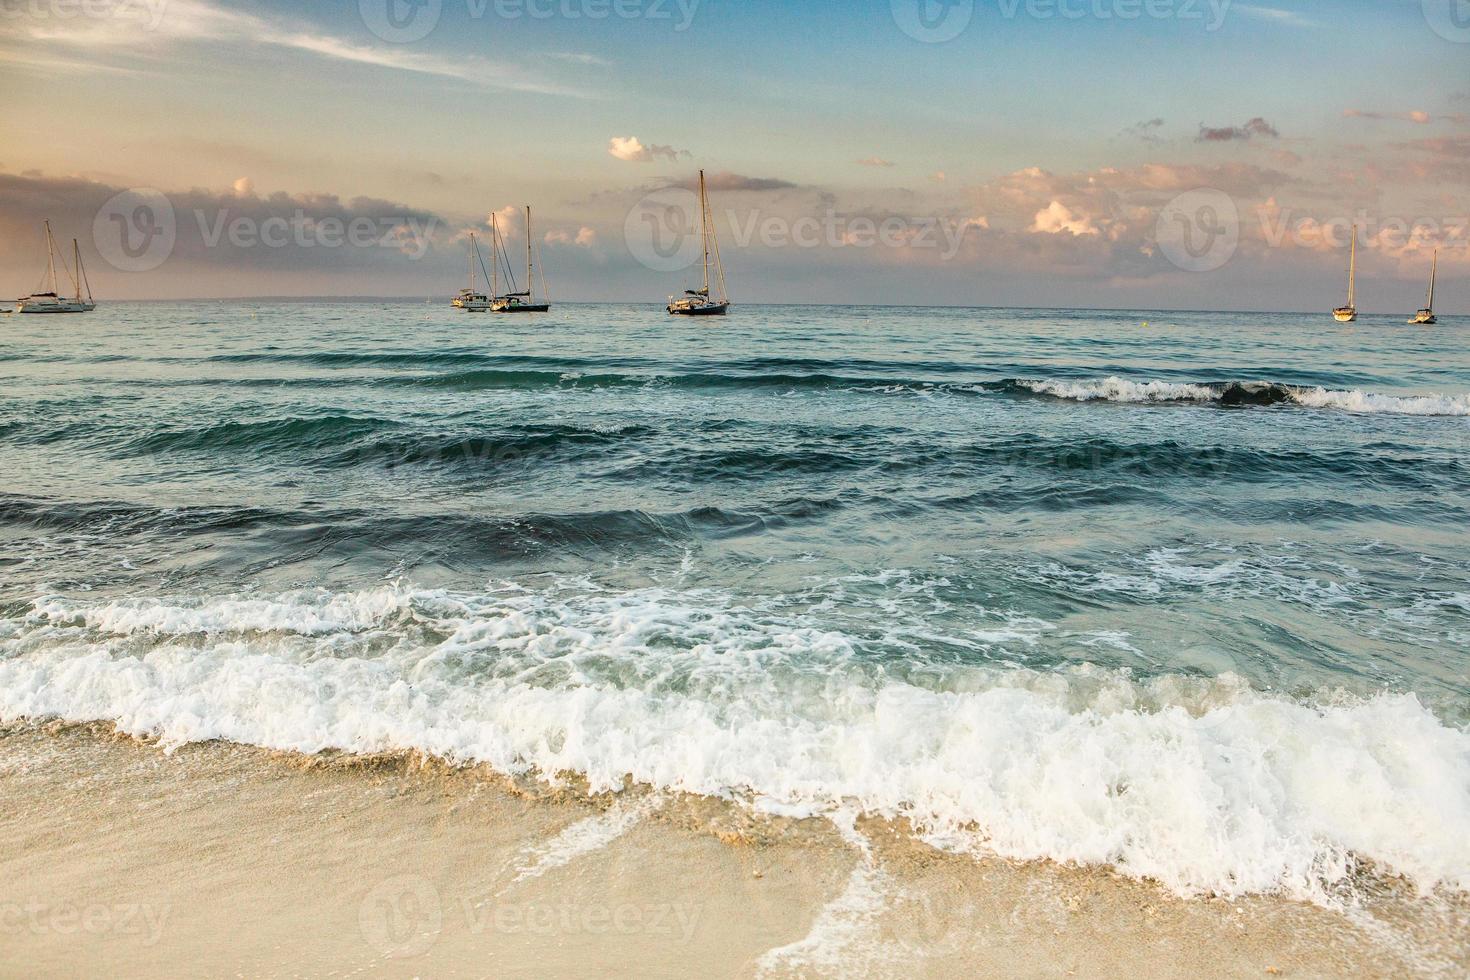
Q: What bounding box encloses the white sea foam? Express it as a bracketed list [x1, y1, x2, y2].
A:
[1288, 387, 1470, 416]
[1023, 376, 1470, 416]
[1022, 377, 1218, 404]
[755, 810, 900, 976]
[507, 796, 654, 889]
[3, 584, 1469, 905]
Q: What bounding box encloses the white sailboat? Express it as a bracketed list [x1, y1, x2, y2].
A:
[492, 206, 550, 313]
[452, 232, 492, 311]
[1333, 225, 1358, 323]
[1410, 249, 1437, 325]
[668, 170, 729, 316]
[16, 222, 96, 313]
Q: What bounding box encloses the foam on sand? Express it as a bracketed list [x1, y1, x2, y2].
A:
[3, 584, 1468, 906]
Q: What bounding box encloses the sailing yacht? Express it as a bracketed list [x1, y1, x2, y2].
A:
[16, 222, 96, 313]
[668, 170, 729, 316]
[1410, 249, 1437, 325]
[452, 232, 493, 311]
[1333, 225, 1358, 322]
[492, 206, 550, 313]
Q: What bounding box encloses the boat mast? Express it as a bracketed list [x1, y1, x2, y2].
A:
[43, 221, 58, 294]
[700, 170, 711, 296]
[1347, 226, 1356, 309]
[80, 241, 92, 303]
[526, 205, 534, 302]
[468, 234, 476, 291]
[1428, 249, 1437, 311]
[491, 214, 499, 298]
[71, 239, 89, 302]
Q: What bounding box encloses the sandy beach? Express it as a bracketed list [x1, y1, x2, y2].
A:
[3, 721, 1465, 979]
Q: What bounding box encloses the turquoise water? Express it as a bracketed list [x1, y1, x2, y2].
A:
[2, 302, 1468, 899]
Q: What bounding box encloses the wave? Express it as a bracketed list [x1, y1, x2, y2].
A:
[99, 358, 1470, 416]
[3, 582, 1468, 904]
[1017, 377, 1470, 415]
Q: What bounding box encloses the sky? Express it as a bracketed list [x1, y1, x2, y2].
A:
[1, 0, 1467, 309]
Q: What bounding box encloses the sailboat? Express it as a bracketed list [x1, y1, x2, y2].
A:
[668, 170, 729, 316]
[16, 222, 95, 313]
[492, 206, 550, 313]
[1333, 225, 1358, 322]
[1410, 249, 1437, 325]
[452, 232, 493, 311]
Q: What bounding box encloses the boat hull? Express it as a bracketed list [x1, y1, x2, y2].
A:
[668, 303, 728, 317]
[492, 304, 550, 314]
[1410, 311, 1436, 325]
[16, 297, 94, 313]
[1333, 308, 1357, 323]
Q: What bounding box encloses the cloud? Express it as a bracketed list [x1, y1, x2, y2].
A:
[0, 170, 449, 291]
[1123, 118, 1167, 142]
[545, 227, 598, 248]
[1396, 135, 1470, 184]
[1032, 201, 1101, 237]
[668, 172, 798, 193]
[1344, 109, 1441, 125]
[546, 51, 612, 67]
[232, 177, 255, 198]
[856, 157, 896, 168]
[0, 0, 585, 96]
[608, 137, 690, 163]
[930, 171, 948, 182]
[1197, 118, 1280, 142]
[1232, 5, 1315, 27]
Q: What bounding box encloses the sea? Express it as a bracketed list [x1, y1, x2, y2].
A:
[2, 300, 1467, 907]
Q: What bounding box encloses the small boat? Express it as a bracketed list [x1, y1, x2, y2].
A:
[668, 170, 729, 316]
[1409, 249, 1437, 325]
[16, 222, 95, 314]
[452, 232, 492, 311]
[492, 206, 550, 313]
[1333, 225, 1358, 323]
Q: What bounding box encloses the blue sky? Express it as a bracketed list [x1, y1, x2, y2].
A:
[1, 0, 1467, 308]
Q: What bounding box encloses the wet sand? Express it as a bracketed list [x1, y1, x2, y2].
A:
[2, 722, 1465, 978]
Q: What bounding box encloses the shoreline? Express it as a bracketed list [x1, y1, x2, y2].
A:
[5, 721, 1466, 977]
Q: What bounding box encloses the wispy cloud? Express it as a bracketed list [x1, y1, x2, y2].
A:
[1352, 108, 1434, 124]
[1123, 118, 1166, 143]
[1232, 5, 1315, 27]
[1198, 118, 1280, 142]
[0, 0, 586, 96]
[857, 157, 896, 168]
[670, 172, 798, 192]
